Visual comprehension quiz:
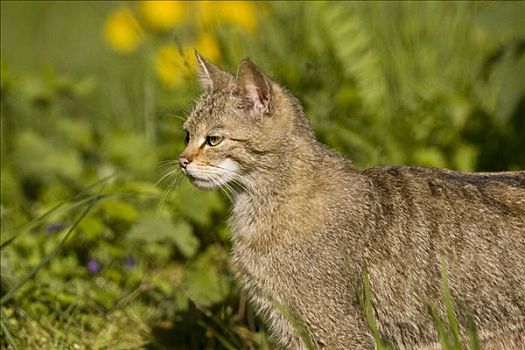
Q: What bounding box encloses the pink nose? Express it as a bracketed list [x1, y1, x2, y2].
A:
[179, 156, 191, 169]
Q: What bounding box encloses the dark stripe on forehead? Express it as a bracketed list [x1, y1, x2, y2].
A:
[184, 85, 237, 135]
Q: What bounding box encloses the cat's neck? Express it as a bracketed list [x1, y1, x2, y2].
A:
[228, 85, 357, 243]
[237, 85, 337, 198]
[240, 136, 324, 198]
[230, 135, 352, 245]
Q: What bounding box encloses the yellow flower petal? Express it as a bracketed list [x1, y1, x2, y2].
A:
[104, 6, 143, 54]
[155, 44, 189, 88]
[179, 33, 221, 74]
[198, 1, 257, 32]
[195, 33, 221, 63]
[140, 1, 187, 31]
[197, 1, 217, 27]
[220, 1, 257, 32]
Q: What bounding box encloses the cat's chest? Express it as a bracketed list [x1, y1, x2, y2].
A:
[231, 193, 268, 238]
[230, 194, 284, 285]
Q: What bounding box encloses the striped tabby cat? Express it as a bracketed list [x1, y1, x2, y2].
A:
[178, 52, 525, 349]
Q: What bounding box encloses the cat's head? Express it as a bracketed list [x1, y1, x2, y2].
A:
[179, 52, 309, 191]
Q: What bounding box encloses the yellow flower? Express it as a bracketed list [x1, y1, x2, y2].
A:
[155, 33, 221, 89]
[155, 44, 189, 88]
[104, 6, 143, 54]
[194, 32, 221, 63]
[220, 1, 257, 32]
[140, 1, 187, 31]
[180, 32, 221, 70]
[199, 1, 257, 32]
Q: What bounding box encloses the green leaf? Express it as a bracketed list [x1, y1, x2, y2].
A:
[127, 214, 199, 258]
[13, 130, 83, 181]
[413, 147, 448, 168]
[184, 246, 230, 307]
[453, 144, 478, 172]
[77, 215, 105, 240]
[119, 181, 162, 197]
[0, 166, 22, 207]
[493, 50, 525, 123]
[171, 220, 199, 258]
[149, 264, 184, 295]
[1, 194, 99, 305]
[174, 180, 224, 227]
[100, 199, 139, 223]
[55, 117, 95, 151]
[105, 132, 157, 177]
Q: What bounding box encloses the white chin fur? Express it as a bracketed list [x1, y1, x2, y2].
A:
[186, 158, 239, 189]
[190, 177, 221, 190]
[217, 158, 239, 175]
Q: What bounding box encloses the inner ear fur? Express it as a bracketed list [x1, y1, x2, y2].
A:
[235, 59, 272, 118]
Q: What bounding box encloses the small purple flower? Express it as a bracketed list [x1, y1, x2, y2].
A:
[87, 258, 102, 274]
[124, 255, 136, 268]
[45, 222, 66, 234]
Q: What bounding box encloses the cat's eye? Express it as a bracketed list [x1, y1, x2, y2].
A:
[206, 135, 224, 147]
[184, 131, 190, 145]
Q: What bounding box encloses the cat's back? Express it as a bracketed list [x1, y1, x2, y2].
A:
[361, 166, 525, 220]
[350, 166, 525, 346]
[355, 165, 525, 286]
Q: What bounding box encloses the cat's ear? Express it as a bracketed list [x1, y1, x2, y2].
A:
[235, 58, 272, 119]
[195, 50, 230, 91]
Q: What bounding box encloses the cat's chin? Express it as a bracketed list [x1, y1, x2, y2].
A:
[189, 177, 221, 191]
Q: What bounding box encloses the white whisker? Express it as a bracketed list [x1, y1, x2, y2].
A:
[159, 159, 178, 165]
[169, 114, 186, 122]
[206, 164, 256, 193]
[157, 172, 183, 212]
[156, 169, 180, 185]
[213, 175, 234, 202]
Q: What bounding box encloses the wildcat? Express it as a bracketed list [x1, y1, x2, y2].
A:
[178, 52, 525, 349]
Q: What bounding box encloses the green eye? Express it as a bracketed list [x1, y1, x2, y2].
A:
[206, 135, 224, 146]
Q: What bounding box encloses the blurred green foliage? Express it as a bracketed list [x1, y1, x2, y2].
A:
[1, 1, 524, 349]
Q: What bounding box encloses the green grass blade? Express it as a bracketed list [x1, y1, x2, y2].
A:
[197, 320, 237, 350]
[0, 173, 117, 249]
[199, 309, 242, 349]
[271, 298, 316, 350]
[0, 201, 64, 249]
[466, 313, 480, 350]
[361, 270, 392, 350]
[362, 271, 381, 344]
[440, 263, 462, 349]
[0, 194, 100, 305]
[1, 307, 18, 350]
[415, 290, 452, 350]
[347, 263, 392, 349]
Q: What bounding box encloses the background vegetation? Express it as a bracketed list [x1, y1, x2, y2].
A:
[1, 1, 524, 349]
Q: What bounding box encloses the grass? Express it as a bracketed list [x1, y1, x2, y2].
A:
[1, 184, 107, 349]
[266, 264, 481, 350]
[355, 270, 394, 350]
[1, 209, 483, 350]
[415, 263, 480, 350]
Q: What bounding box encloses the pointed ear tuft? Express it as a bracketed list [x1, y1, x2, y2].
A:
[235, 59, 272, 119]
[195, 50, 231, 91]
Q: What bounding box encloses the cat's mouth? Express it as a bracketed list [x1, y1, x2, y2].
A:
[183, 159, 240, 191]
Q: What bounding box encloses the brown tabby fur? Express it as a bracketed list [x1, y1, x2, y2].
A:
[178, 53, 525, 349]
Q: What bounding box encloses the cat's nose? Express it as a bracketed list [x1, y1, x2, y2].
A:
[179, 156, 191, 169]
